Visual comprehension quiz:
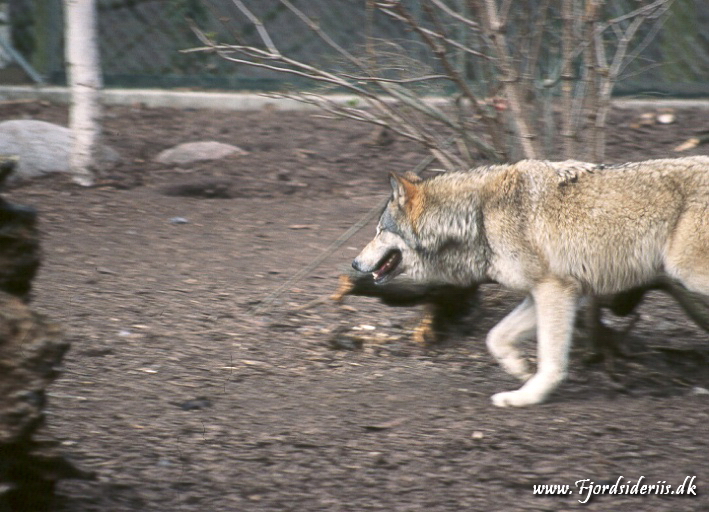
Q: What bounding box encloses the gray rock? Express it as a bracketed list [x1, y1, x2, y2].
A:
[0, 120, 120, 182]
[155, 141, 247, 166]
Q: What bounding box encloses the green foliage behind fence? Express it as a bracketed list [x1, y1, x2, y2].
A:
[3, 0, 709, 97]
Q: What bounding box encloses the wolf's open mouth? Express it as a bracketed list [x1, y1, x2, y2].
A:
[372, 249, 402, 284]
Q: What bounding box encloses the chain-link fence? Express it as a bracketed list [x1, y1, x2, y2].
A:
[1, 0, 708, 96]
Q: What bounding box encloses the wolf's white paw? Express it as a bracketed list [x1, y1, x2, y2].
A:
[498, 358, 532, 382]
[491, 389, 543, 408]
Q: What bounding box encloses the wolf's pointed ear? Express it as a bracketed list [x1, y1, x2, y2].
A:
[389, 172, 418, 204]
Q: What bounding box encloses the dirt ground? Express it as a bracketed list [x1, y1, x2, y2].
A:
[3, 100, 709, 511]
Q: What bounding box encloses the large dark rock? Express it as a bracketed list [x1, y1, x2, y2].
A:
[0, 292, 93, 511]
[0, 157, 91, 511]
[0, 158, 40, 301]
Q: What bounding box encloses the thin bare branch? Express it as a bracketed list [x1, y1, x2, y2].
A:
[339, 72, 450, 84]
[424, 0, 480, 31]
[591, 1, 672, 161]
[571, 0, 600, 160]
[618, 6, 672, 78]
[479, 0, 539, 159]
[560, 0, 575, 158]
[521, 0, 551, 89]
[203, 45, 364, 92]
[381, 2, 501, 160]
[378, 7, 490, 60]
[604, 0, 673, 27]
[189, 25, 373, 97]
[230, 0, 279, 56]
[278, 0, 361, 68]
[286, 94, 430, 143]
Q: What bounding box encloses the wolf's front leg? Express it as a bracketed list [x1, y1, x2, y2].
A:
[485, 297, 536, 381]
[491, 280, 579, 407]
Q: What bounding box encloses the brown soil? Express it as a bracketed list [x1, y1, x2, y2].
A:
[3, 100, 709, 511]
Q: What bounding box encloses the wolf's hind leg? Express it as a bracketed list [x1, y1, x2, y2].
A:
[659, 277, 709, 332]
[492, 280, 579, 407]
[665, 211, 709, 296]
[666, 259, 709, 298]
[486, 297, 536, 381]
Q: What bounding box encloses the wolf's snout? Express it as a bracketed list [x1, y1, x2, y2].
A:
[352, 246, 403, 285]
[352, 258, 364, 273]
[352, 256, 373, 273]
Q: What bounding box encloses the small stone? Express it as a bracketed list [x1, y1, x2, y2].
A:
[155, 141, 247, 165]
[328, 330, 364, 351]
[172, 397, 212, 411]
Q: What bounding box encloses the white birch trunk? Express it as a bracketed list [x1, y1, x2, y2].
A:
[64, 0, 102, 186]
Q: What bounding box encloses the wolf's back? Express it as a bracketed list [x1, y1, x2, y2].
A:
[515, 157, 709, 294]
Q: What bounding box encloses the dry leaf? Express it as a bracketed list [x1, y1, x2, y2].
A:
[674, 138, 700, 152]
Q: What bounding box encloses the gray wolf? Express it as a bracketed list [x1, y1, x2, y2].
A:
[352, 157, 709, 407]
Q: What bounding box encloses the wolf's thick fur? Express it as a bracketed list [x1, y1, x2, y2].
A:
[353, 157, 709, 407]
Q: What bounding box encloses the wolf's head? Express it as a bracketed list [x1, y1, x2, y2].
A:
[352, 173, 422, 285]
[352, 171, 489, 286]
